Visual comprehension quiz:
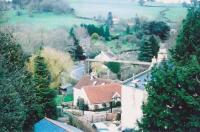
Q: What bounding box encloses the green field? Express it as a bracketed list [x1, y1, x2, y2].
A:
[4, 10, 97, 29]
[3, 0, 187, 29]
[69, 0, 187, 21]
[55, 94, 74, 106]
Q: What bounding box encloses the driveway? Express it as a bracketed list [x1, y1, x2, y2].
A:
[70, 62, 85, 80]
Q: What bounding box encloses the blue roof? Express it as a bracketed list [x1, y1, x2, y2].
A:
[34, 118, 83, 132]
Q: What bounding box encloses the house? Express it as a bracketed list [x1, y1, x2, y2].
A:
[73, 75, 121, 110]
[95, 51, 117, 61]
[34, 117, 83, 132]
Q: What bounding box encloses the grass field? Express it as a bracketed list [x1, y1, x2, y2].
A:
[55, 94, 73, 106]
[4, 10, 97, 29]
[3, 0, 187, 29]
[69, 0, 187, 21]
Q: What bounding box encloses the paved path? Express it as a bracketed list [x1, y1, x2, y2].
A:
[70, 62, 85, 80]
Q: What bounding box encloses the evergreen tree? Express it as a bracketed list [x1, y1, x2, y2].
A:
[0, 68, 26, 131]
[70, 28, 85, 60]
[138, 4, 200, 131]
[104, 25, 110, 41]
[0, 30, 42, 131]
[106, 11, 113, 26]
[138, 35, 159, 62]
[138, 59, 200, 131]
[34, 55, 57, 119]
[170, 4, 200, 65]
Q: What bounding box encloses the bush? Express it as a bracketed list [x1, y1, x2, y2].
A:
[116, 101, 121, 107]
[102, 103, 107, 109]
[94, 105, 99, 111]
[91, 33, 99, 41]
[105, 62, 121, 74]
[40, 0, 72, 14]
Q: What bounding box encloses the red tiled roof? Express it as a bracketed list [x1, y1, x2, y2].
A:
[83, 83, 121, 104]
[74, 75, 112, 89]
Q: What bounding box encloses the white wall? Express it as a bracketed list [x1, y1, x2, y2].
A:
[121, 85, 147, 130]
[73, 88, 82, 106]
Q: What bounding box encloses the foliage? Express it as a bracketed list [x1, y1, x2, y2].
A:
[91, 33, 99, 41]
[77, 98, 85, 110]
[0, 71, 26, 131]
[12, 0, 72, 14]
[138, 60, 200, 131]
[91, 62, 108, 74]
[33, 55, 57, 119]
[137, 21, 170, 41]
[0, 30, 42, 131]
[102, 103, 107, 108]
[116, 101, 121, 107]
[106, 11, 113, 26]
[27, 47, 73, 88]
[69, 27, 86, 60]
[139, 0, 145, 6]
[0, 0, 8, 23]
[105, 62, 121, 74]
[40, 0, 72, 14]
[170, 5, 200, 65]
[138, 4, 200, 131]
[138, 35, 159, 62]
[81, 24, 110, 41]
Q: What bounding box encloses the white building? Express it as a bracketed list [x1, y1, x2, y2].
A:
[73, 75, 121, 110]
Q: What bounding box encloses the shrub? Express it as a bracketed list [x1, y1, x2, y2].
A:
[116, 101, 121, 107]
[102, 103, 107, 109]
[40, 0, 72, 14]
[105, 62, 121, 75]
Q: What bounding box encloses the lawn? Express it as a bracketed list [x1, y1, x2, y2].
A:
[55, 94, 74, 106]
[64, 94, 74, 102]
[69, 0, 187, 22]
[4, 10, 97, 29]
[3, 1, 187, 29]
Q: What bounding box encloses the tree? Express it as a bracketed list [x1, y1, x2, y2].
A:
[139, 0, 145, 6]
[0, 70, 26, 131]
[77, 98, 86, 115]
[105, 62, 121, 78]
[70, 28, 85, 60]
[33, 55, 57, 119]
[27, 47, 73, 88]
[170, 4, 200, 65]
[103, 25, 110, 41]
[138, 60, 200, 131]
[0, 30, 42, 131]
[138, 21, 170, 41]
[138, 35, 159, 62]
[0, 0, 8, 23]
[146, 21, 170, 40]
[126, 25, 130, 34]
[106, 11, 113, 26]
[138, 4, 200, 131]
